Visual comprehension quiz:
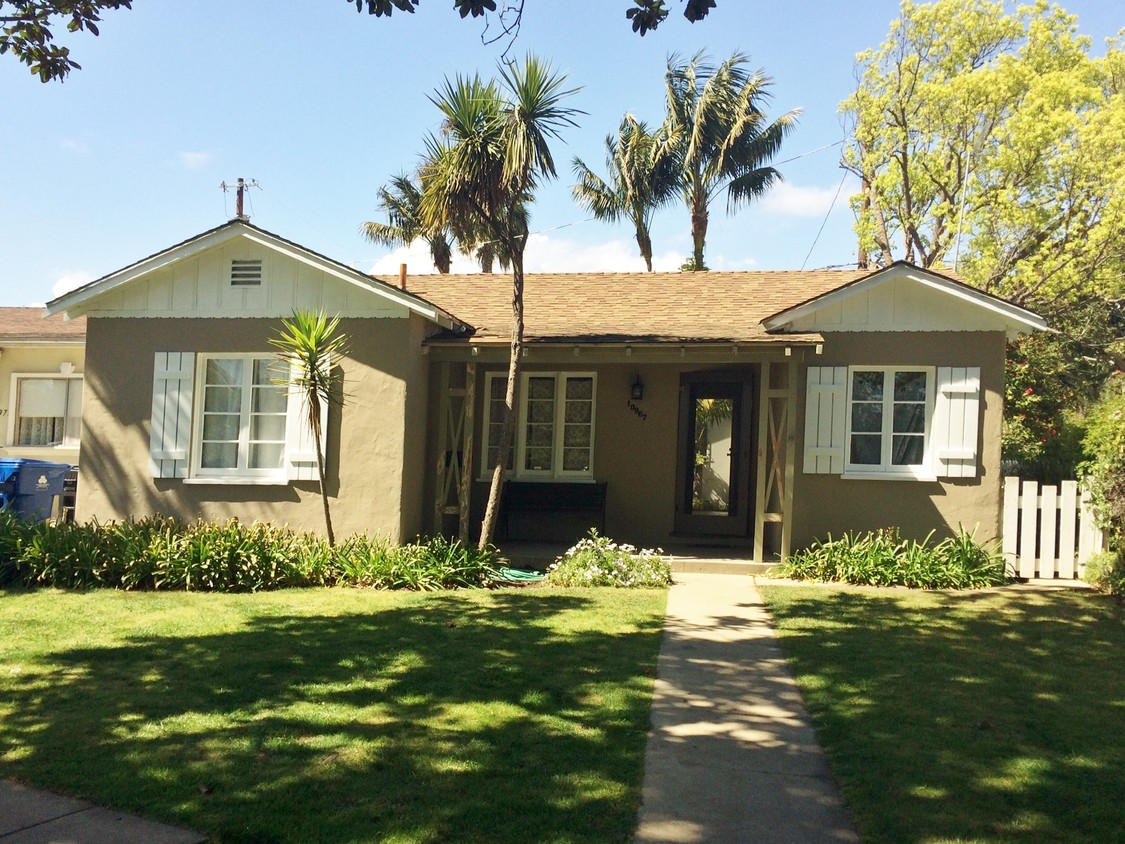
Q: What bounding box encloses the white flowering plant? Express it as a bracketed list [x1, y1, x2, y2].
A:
[547, 529, 672, 588]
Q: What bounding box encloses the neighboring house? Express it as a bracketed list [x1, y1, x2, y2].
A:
[0, 308, 86, 467]
[45, 219, 1045, 559]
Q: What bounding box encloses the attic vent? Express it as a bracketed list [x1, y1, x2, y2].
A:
[230, 259, 263, 286]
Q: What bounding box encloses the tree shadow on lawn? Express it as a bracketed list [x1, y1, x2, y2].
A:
[762, 587, 1125, 843]
[0, 591, 665, 843]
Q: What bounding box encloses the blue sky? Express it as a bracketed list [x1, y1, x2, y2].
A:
[0, 0, 1119, 305]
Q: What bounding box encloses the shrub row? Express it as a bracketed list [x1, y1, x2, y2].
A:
[777, 527, 1007, 589]
[0, 510, 498, 592]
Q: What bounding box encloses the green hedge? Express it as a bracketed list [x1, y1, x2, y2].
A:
[0, 510, 498, 592]
[777, 527, 1007, 589]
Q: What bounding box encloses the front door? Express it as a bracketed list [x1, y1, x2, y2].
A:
[674, 372, 754, 537]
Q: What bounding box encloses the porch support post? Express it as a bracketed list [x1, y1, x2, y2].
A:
[753, 359, 800, 563]
[433, 363, 452, 534]
[753, 363, 771, 563]
[781, 356, 799, 561]
[458, 363, 476, 543]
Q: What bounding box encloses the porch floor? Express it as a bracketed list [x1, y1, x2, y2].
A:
[495, 541, 779, 576]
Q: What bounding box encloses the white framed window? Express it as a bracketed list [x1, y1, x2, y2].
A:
[8, 374, 83, 448]
[191, 354, 289, 479]
[804, 365, 980, 480]
[845, 367, 933, 478]
[482, 371, 596, 481]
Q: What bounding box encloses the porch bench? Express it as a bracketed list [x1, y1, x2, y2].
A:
[500, 481, 608, 540]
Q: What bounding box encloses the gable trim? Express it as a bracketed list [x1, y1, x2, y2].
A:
[44, 220, 459, 329]
[761, 262, 1047, 334]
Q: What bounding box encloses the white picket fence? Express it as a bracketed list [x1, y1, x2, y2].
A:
[1001, 477, 1105, 580]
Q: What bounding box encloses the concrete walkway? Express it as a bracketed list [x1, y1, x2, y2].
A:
[0, 780, 204, 844]
[634, 573, 859, 843]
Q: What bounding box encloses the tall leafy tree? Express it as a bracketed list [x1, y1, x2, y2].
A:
[841, 0, 1125, 472]
[418, 55, 581, 548]
[572, 115, 678, 271]
[1, 0, 130, 81]
[271, 310, 349, 546]
[362, 173, 454, 273]
[663, 51, 799, 271]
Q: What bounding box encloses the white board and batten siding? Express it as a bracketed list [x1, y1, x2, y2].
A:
[1002, 477, 1105, 580]
[84, 240, 408, 320]
[803, 365, 980, 478]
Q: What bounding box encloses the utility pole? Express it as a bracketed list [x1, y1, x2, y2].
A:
[220, 178, 259, 221]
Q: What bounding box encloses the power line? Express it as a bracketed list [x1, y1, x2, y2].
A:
[801, 167, 850, 271]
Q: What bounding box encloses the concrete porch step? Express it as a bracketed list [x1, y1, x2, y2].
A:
[667, 558, 777, 576]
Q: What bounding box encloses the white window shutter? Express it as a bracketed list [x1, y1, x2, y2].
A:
[150, 352, 195, 478]
[804, 366, 847, 474]
[285, 386, 328, 482]
[933, 367, 980, 478]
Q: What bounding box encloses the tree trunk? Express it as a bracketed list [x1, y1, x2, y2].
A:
[477, 246, 525, 550]
[690, 189, 708, 270]
[311, 393, 335, 547]
[636, 226, 654, 272]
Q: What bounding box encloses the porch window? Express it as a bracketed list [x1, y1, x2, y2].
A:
[482, 371, 596, 480]
[11, 376, 83, 447]
[193, 355, 289, 479]
[846, 368, 932, 476]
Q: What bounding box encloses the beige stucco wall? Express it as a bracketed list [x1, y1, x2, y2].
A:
[448, 361, 759, 550]
[440, 331, 1005, 552]
[78, 316, 432, 542]
[791, 331, 1006, 548]
[0, 343, 84, 466]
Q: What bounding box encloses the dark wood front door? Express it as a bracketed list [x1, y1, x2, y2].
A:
[674, 372, 754, 537]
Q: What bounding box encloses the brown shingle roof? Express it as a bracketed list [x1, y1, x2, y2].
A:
[0, 308, 86, 343]
[407, 270, 868, 344]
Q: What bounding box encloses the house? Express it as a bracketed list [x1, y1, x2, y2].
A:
[45, 219, 1046, 559]
[0, 308, 86, 467]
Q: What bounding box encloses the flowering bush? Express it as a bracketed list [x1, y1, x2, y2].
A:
[547, 529, 671, 588]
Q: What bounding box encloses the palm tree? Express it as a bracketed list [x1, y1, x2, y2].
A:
[663, 51, 799, 271]
[361, 172, 453, 273]
[271, 310, 349, 546]
[419, 56, 581, 548]
[572, 115, 678, 271]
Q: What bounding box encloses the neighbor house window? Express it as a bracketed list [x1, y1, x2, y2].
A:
[193, 355, 288, 478]
[11, 376, 83, 447]
[482, 371, 596, 480]
[846, 367, 933, 476]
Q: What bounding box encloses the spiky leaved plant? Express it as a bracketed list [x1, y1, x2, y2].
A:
[271, 310, 348, 545]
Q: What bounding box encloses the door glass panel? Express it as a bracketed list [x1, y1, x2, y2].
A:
[691, 396, 733, 515]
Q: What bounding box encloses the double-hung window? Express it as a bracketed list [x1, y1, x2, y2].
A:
[193, 355, 289, 479]
[482, 371, 596, 480]
[847, 368, 932, 476]
[10, 375, 83, 448]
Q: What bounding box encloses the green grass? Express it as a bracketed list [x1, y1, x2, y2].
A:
[759, 585, 1125, 843]
[0, 587, 666, 843]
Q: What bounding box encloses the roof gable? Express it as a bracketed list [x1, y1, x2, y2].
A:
[762, 262, 1047, 336]
[45, 221, 457, 328]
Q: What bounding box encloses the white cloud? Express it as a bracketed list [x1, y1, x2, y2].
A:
[51, 270, 96, 299]
[59, 138, 90, 155]
[761, 181, 854, 217]
[178, 151, 214, 170]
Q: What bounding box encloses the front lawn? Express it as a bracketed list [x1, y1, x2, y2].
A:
[760, 585, 1125, 843]
[0, 587, 666, 843]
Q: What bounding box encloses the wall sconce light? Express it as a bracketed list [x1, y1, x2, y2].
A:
[630, 373, 644, 401]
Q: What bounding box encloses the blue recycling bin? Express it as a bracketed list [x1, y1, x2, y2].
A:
[0, 458, 73, 522]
